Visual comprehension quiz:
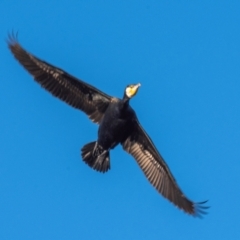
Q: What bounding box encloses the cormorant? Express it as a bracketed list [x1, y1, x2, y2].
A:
[7, 34, 208, 217]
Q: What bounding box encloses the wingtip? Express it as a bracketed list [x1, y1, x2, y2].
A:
[192, 200, 210, 218]
[6, 30, 19, 47]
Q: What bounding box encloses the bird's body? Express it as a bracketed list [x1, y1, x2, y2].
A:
[98, 99, 135, 149]
[98, 97, 135, 150]
[82, 94, 138, 172]
[8, 34, 208, 217]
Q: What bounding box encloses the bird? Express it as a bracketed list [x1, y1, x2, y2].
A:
[7, 33, 208, 217]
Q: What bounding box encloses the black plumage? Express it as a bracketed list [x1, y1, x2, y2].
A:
[7, 34, 208, 217]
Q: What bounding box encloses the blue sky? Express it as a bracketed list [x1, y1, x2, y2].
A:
[1, 1, 240, 239]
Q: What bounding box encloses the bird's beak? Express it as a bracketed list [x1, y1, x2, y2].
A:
[132, 83, 141, 95]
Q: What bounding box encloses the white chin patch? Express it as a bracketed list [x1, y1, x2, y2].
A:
[126, 87, 133, 98]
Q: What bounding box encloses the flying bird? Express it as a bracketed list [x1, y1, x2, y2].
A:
[8, 34, 208, 217]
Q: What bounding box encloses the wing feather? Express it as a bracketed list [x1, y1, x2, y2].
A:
[7, 34, 112, 124]
[122, 120, 208, 217]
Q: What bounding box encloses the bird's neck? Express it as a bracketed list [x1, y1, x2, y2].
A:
[123, 94, 130, 105]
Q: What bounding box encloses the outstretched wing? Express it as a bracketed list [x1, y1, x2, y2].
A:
[8, 34, 112, 124]
[122, 120, 208, 217]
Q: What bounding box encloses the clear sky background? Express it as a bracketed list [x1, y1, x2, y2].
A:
[1, 1, 240, 239]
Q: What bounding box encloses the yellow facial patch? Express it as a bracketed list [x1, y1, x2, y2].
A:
[125, 83, 141, 98]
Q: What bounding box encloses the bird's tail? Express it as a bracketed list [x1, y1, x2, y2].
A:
[81, 141, 110, 173]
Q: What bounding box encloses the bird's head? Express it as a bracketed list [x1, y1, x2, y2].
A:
[124, 83, 141, 100]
